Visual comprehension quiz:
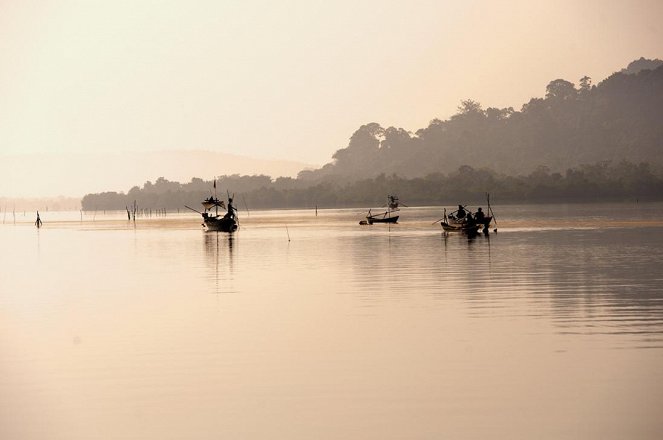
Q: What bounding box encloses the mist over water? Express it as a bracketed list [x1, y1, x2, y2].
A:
[1, 203, 662, 439]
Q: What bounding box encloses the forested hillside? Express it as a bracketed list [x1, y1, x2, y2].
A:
[300, 60, 663, 181]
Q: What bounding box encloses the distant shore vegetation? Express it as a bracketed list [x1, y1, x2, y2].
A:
[81, 160, 663, 211]
[82, 58, 663, 210]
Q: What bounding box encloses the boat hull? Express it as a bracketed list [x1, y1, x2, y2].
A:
[441, 221, 480, 234]
[367, 215, 399, 224]
[442, 215, 492, 234]
[204, 216, 238, 232]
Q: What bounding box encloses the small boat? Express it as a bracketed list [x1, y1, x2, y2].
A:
[202, 207, 238, 232]
[360, 195, 404, 225]
[441, 218, 482, 234]
[366, 212, 399, 224]
[440, 203, 493, 235]
[186, 181, 239, 233]
[360, 205, 399, 225]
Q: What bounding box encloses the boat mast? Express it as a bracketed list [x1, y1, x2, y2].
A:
[214, 178, 218, 217]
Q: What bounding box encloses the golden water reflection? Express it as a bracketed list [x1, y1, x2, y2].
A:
[1, 204, 662, 439]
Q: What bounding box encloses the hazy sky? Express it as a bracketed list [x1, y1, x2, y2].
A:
[1, 0, 662, 166]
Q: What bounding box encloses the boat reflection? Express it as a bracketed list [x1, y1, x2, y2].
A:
[203, 231, 235, 294]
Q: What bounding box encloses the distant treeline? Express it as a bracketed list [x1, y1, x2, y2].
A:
[81, 160, 663, 211]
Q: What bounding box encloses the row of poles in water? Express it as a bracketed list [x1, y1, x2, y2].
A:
[1, 206, 174, 228]
[3, 202, 317, 228]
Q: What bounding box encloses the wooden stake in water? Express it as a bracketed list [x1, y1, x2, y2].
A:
[242, 195, 250, 217]
[286, 225, 291, 242]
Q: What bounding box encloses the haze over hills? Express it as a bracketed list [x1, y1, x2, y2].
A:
[0, 150, 315, 198]
[300, 59, 663, 182]
[78, 58, 663, 211]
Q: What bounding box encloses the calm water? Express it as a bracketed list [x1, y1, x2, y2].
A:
[2, 203, 663, 439]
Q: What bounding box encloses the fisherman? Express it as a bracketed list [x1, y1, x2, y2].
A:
[225, 197, 237, 219]
[475, 207, 485, 223]
[35, 211, 42, 228]
[465, 212, 476, 228]
[457, 205, 466, 219]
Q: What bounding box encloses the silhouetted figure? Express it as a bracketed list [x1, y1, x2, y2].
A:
[225, 197, 237, 219]
[475, 207, 485, 222]
[35, 211, 42, 228]
[457, 205, 466, 219]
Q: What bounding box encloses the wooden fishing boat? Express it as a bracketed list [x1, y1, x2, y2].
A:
[442, 214, 492, 233]
[360, 205, 399, 225]
[202, 211, 238, 232]
[360, 195, 404, 225]
[366, 213, 399, 224]
[438, 197, 496, 234]
[441, 218, 482, 234]
[185, 181, 239, 233]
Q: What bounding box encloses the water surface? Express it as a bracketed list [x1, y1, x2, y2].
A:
[2, 203, 662, 439]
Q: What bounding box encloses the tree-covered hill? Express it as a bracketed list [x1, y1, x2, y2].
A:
[299, 60, 663, 182]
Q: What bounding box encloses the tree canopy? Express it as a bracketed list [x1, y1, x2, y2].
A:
[299, 60, 663, 181]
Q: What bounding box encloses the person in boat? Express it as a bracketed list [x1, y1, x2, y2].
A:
[456, 205, 466, 219]
[465, 211, 476, 228]
[474, 207, 485, 223]
[224, 197, 237, 219]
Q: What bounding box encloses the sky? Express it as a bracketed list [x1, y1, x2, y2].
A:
[1, 0, 662, 197]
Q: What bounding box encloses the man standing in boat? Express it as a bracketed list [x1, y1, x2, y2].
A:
[225, 197, 237, 219]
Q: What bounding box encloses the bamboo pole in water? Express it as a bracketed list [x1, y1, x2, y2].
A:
[241, 195, 250, 217]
